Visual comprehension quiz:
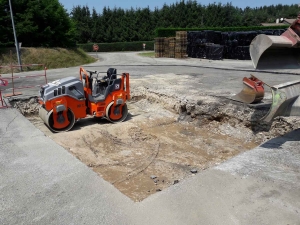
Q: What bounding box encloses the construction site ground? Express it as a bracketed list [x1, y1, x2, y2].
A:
[1, 52, 300, 224]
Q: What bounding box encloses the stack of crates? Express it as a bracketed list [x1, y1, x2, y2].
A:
[163, 38, 169, 57]
[168, 37, 176, 58]
[175, 31, 187, 58]
[155, 38, 164, 58]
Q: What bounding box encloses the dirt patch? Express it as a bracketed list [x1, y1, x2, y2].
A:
[10, 85, 300, 202]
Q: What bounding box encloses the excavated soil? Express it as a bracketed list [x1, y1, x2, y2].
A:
[10, 74, 300, 202]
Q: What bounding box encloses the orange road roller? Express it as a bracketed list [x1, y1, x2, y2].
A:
[38, 67, 130, 132]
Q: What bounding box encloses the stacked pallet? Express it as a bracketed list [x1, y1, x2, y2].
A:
[163, 38, 170, 57]
[168, 37, 176, 58]
[155, 38, 164, 58]
[175, 31, 187, 58]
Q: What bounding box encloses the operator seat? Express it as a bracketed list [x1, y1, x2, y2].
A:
[88, 68, 118, 102]
[106, 68, 117, 84]
[107, 68, 117, 79]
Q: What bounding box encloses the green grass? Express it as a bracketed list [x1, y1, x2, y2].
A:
[138, 51, 155, 58]
[0, 47, 97, 73]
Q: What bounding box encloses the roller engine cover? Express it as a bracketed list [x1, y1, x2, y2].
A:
[39, 77, 84, 103]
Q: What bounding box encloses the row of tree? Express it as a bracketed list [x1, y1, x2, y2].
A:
[0, 0, 299, 47]
[71, 2, 299, 43]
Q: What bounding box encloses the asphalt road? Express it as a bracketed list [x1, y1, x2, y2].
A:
[1, 52, 300, 224]
[2, 51, 300, 98]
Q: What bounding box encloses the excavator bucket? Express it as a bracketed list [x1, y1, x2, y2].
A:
[250, 28, 300, 70]
[262, 80, 300, 122]
[231, 75, 264, 104]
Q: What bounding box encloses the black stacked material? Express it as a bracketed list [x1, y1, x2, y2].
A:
[187, 31, 194, 57]
[236, 46, 251, 60]
[260, 30, 274, 35]
[203, 30, 215, 43]
[191, 48, 197, 58]
[189, 46, 199, 58]
[225, 46, 238, 59]
[244, 31, 258, 45]
[231, 39, 238, 47]
[273, 29, 286, 36]
[186, 28, 286, 60]
[187, 31, 205, 47]
[196, 46, 206, 58]
[267, 30, 276, 35]
[205, 44, 224, 60]
[237, 32, 247, 46]
[213, 31, 222, 44]
[221, 32, 229, 45]
[187, 31, 200, 57]
[228, 32, 237, 42]
[187, 31, 197, 47]
[222, 45, 228, 58]
[187, 46, 192, 57]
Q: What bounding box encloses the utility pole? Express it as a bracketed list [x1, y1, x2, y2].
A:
[8, 0, 22, 70]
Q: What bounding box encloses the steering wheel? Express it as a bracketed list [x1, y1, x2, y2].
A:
[96, 71, 108, 81]
[86, 70, 97, 78]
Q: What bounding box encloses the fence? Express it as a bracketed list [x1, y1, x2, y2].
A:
[0, 64, 47, 107]
[0, 78, 8, 108]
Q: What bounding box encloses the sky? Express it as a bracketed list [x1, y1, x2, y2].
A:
[59, 0, 298, 13]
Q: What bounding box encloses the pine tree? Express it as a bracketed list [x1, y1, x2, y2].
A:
[3, 0, 75, 47]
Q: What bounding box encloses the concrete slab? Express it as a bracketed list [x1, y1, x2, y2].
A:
[0, 108, 136, 225]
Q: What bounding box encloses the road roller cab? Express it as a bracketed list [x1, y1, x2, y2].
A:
[38, 67, 130, 132]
